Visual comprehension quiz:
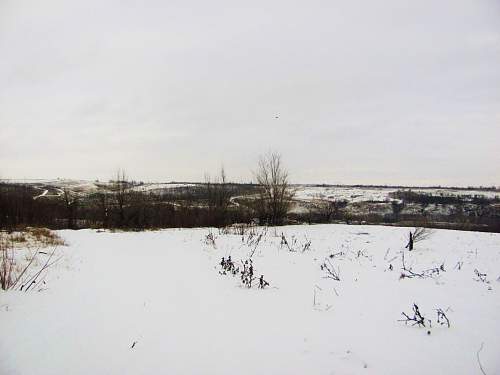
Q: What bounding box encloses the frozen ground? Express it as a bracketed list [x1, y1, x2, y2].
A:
[1, 225, 499, 374]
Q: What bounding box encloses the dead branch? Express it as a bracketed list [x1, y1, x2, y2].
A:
[474, 269, 488, 283]
[321, 258, 340, 281]
[436, 308, 450, 327]
[302, 239, 311, 252]
[400, 250, 445, 279]
[22, 246, 62, 292]
[248, 228, 266, 258]
[399, 303, 427, 327]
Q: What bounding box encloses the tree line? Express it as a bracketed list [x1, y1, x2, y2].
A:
[0, 152, 296, 230]
[1, 152, 499, 232]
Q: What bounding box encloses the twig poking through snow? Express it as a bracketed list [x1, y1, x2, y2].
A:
[436, 308, 450, 327]
[400, 303, 427, 327]
[205, 232, 217, 248]
[474, 269, 488, 283]
[476, 342, 487, 375]
[321, 258, 340, 281]
[384, 248, 390, 260]
[400, 250, 445, 279]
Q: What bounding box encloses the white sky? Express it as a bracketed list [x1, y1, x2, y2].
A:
[1, 0, 499, 186]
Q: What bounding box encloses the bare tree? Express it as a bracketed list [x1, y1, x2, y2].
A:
[94, 191, 110, 228]
[112, 169, 130, 227]
[320, 199, 348, 222]
[254, 152, 294, 225]
[218, 165, 231, 209]
[391, 201, 404, 222]
[62, 187, 79, 229]
[204, 165, 232, 226]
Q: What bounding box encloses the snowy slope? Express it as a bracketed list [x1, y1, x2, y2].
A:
[294, 186, 500, 203]
[1, 225, 499, 374]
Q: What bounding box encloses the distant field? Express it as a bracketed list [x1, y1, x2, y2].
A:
[2, 179, 499, 202]
[294, 185, 500, 202]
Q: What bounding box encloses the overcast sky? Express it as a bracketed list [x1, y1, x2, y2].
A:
[1, 0, 499, 186]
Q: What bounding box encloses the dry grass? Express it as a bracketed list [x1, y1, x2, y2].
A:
[6, 227, 66, 248]
[26, 227, 66, 246]
[0, 228, 64, 291]
[10, 233, 27, 243]
[413, 227, 434, 243]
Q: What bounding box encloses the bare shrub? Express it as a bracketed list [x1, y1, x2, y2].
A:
[254, 152, 294, 226]
[279, 233, 311, 252]
[204, 231, 217, 248]
[218, 256, 270, 289]
[0, 238, 16, 290]
[399, 304, 451, 329]
[0, 237, 39, 291]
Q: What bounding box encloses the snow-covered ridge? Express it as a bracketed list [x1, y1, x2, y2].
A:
[2, 179, 498, 202]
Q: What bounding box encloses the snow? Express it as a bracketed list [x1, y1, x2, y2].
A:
[0, 179, 195, 196]
[4, 179, 498, 204]
[294, 186, 398, 202]
[412, 188, 500, 200]
[129, 183, 196, 193]
[294, 186, 500, 203]
[1, 225, 499, 374]
[33, 189, 49, 200]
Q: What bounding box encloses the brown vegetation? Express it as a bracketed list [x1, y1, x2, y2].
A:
[0, 228, 64, 290]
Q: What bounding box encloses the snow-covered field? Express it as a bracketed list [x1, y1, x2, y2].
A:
[0, 179, 195, 196]
[1, 225, 499, 375]
[294, 186, 399, 203]
[130, 183, 196, 193]
[294, 186, 500, 203]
